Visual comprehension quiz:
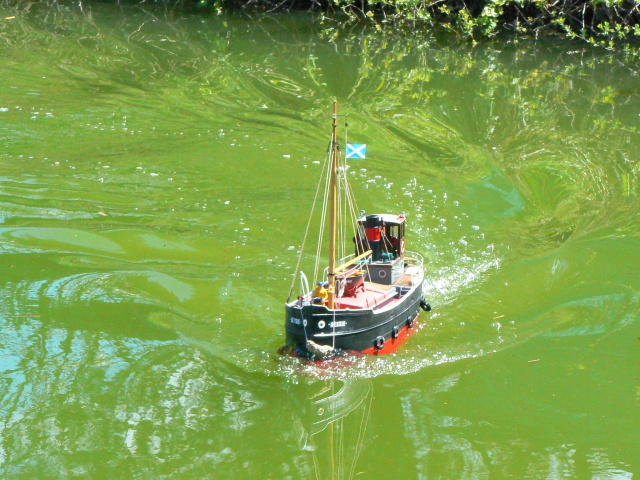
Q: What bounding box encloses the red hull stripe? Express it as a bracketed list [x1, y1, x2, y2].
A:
[361, 316, 419, 355]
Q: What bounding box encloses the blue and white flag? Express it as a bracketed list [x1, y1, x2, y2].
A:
[345, 143, 366, 159]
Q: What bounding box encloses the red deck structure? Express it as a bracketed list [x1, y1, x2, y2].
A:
[333, 282, 398, 310]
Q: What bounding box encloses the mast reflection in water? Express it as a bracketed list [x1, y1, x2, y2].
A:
[289, 379, 372, 479]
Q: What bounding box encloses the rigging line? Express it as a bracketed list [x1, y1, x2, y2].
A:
[338, 151, 347, 263]
[341, 155, 349, 263]
[313, 179, 327, 283]
[314, 142, 333, 279]
[313, 153, 331, 282]
[341, 419, 348, 480]
[342, 167, 355, 262]
[341, 119, 345, 261]
[380, 229, 394, 255]
[354, 195, 371, 296]
[337, 417, 344, 480]
[314, 146, 333, 283]
[311, 439, 321, 480]
[329, 381, 336, 480]
[287, 143, 331, 302]
[340, 115, 348, 267]
[336, 159, 342, 265]
[345, 191, 358, 236]
[344, 114, 348, 154]
[346, 203, 362, 271]
[343, 175, 359, 235]
[340, 161, 348, 258]
[343, 189, 357, 244]
[343, 177, 373, 285]
[347, 186, 373, 285]
[348, 382, 373, 480]
[341, 158, 361, 236]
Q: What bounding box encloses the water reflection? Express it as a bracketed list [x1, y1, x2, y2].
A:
[400, 370, 636, 478]
[289, 379, 372, 479]
[0, 299, 264, 476]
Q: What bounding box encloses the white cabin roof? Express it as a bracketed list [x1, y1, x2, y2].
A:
[357, 213, 406, 226]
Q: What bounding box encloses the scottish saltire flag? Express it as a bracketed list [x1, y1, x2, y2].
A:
[345, 143, 366, 159]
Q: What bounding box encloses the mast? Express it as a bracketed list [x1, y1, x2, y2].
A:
[327, 100, 338, 309]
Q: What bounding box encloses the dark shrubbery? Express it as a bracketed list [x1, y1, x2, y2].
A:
[4, 0, 640, 51]
[206, 0, 640, 51]
[323, 0, 640, 51]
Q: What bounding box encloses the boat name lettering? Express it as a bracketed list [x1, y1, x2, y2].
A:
[290, 317, 301, 325]
[329, 321, 347, 328]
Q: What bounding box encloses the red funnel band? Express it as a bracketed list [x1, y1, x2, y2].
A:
[366, 227, 380, 242]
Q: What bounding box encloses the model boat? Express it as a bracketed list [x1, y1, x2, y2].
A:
[282, 101, 431, 359]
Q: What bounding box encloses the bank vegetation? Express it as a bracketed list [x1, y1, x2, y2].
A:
[192, 0, 640, 52]
[3, 0, 640, 53]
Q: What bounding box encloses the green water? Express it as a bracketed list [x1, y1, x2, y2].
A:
[1, 4, 639, 478]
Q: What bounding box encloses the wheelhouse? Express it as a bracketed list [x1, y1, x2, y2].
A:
[355, 213, 406, 260]
[353, 213, 407, 286]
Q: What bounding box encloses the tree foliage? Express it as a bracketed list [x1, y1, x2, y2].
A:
[176, 0, 640, 53]
[3, 0, 640, 53]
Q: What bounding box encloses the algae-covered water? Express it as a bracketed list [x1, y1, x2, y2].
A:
[1, 5, 639, 478]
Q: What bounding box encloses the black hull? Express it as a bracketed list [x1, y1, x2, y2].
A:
[285, 281, 425, 353]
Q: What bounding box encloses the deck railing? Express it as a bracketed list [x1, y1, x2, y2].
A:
[403, 251, 424, 270]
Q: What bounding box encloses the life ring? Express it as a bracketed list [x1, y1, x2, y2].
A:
[400, 238, 405, 255]
[392, 325, 399, 339]
[374, 335, 385, 349]
[407, 317, 414, 329]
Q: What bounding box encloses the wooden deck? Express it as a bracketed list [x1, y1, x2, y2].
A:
[393, 273, 413, 287]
